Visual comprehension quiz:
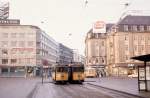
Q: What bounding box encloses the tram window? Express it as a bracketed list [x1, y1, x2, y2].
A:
[2, 68, 8, 72]
[56, 67, 68, 72]
[73, 67, 84, 72]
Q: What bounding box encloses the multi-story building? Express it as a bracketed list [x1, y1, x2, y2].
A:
[85, 29, 107, 75]
[0, 20, 59, 77]
[107, 15, 150, 76]
[72, 49, 85, 64]
[58, 43, 73, 65]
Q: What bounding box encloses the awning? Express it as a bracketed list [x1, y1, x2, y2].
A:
[131, 54, 150, 62]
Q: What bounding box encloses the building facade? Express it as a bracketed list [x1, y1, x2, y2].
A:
[107, 15, 150, 76]
[85, 29, 107, 75]
[72, 49, 85, 64]
[58, 43, 73, 65]
[0, 22, 59, 77]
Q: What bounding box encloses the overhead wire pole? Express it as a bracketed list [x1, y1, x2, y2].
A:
[85, 0, 88, 8]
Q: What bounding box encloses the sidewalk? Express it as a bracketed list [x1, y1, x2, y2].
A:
[86, 77, 150, 98]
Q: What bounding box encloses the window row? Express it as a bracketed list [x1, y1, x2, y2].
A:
[1, 58, 34, 64]
[1, 49, 34, 55]
[1, 41, 34, 47]
[124, 25, 150, 32]
[40, 34, 57, 47]
[1, 33, 35, 38]
[124, 36, 150, 41]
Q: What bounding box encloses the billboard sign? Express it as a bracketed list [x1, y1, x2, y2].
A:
[0, 2, 9, 19]
[93, 21, 106, 33]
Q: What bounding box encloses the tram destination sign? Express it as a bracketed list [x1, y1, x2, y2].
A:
[0, 19, 20, 25]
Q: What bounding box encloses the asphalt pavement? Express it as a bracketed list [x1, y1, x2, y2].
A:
[0, 77, 41, 98]
[86, 77, 150, 98]
[0, 77, 150, 98]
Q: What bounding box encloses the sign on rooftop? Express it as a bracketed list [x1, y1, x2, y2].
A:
[0, 2, 9, 19]
[93, 21, 106, 33]
[0, 19, 20, 25]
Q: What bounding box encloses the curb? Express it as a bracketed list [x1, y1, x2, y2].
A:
[87, 83, 146, 98]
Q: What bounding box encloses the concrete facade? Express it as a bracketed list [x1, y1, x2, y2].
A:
[58, 43, 73, 65]
[0, 24, 59, 77]
[72, 49, 85, 64]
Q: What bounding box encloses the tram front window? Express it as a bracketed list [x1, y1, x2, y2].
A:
[56, 67, 67, 72]
[73, 67, 84, 72]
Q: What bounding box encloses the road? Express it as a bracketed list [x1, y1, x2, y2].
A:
[0, 78, 40, 98]
[34, 82, 142, 98]
[0, 78, 143, 98]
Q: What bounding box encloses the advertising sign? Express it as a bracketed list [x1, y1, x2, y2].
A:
[0, 2, 9, 19]
[0, 19, 20, 25]
[139, 67, 145, 80]
[93, 21, 106, 33]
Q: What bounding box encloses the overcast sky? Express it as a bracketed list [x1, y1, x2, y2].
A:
[1, 0, 150, 55]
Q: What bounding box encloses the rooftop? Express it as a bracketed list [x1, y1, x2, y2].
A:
[118, 15, 150, 25]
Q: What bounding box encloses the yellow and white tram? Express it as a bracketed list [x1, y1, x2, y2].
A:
[85, 67, 97, 78]
[51, 65, 69, 84]
[68, 64, 85, 83]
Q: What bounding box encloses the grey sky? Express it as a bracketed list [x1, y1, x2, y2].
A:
[2, 0, 150, 55]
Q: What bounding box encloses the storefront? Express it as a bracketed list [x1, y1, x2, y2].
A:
[0, 65, 38, 77]
[0, 66, 25, 77]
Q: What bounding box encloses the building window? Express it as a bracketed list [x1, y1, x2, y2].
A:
[102, 58, 104, 63]
[140, 25, 144, 32]
[125, 55, 128, 60]
[2, 49, 8, 55]
[28, 33, 34, 37]
[2, 68, 8, 72]
[36, 49, 40, 54]
[19, 33, 25, 38]
[147, 26, 150, 31]
[10, 67, 15, 72]
[102, 41, 104, 46]
[11, 33, 17, 38]
[36, 42, 41, 47]
[89, 60, 91, 63]
[1, 41, 8, 47]
[141, 45, 144, 51]
[125, 36, 128, 40]
[134, 45, 137, 51]
[124, 25, 129, 32]
[96, 58, 98, 63]
[2, 33, 8, 38]
[96, 34, 99, 38]
[2, 59, 8, 64]
[125, 45, 128, 51]
[19, 41, 25, 47]
[11, 59, 17, 64]
[134, 36, 137, 40]
[11, 49, 17, 54]
[132, 25, 137, 31]
[11, 41, 17, 47]
[28, 41, 34, 47]
[141, 36, 144, 40]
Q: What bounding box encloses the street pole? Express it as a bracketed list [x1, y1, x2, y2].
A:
[42, 66, 43, 84]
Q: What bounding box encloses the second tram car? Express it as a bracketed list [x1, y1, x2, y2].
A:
[51, 65, 69, 84]
[68, 64, 85, 83]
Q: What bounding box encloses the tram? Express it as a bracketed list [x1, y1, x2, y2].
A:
[85, 67, 97, 78]
[68, 64, 85, 83]
[51, 65, 69, 84]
